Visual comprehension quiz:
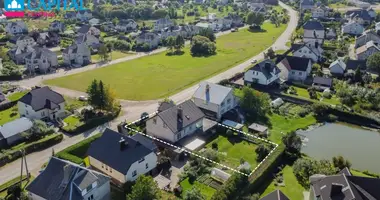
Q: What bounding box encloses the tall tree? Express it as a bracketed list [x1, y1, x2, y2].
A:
[246, 12, 265, 28]
[184, 187, 206, 200]
[127, 175, 161, 200]
[255, 144, 270, 162]
[282, 131, 302, 156]
[98, 44, 110, 62]
[332, 156, 352, 170]
[98, 80, 106, 110]
[87, 79, 100, 109]
[238, 87, 270, 121]
[366, 52, 380, 74]
[112, 17, 119, 25]
[175, 35, 185, 52]
[166, 36, 176, 52]
[198, 28, 216, 42]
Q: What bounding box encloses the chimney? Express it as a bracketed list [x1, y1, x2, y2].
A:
[62, 164, 71, 186]
[205, 84, 210, 103]
[330, 183, 343, 198]
[177, 106, 183, 121]
[315, 41, 318, 48]
[119, 137, 127, 150]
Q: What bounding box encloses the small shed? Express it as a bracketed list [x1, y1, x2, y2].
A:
[0, 117, 33, 147]
[270, 98, 284, 108]
[312, 76, 333, 91]
[211, 168, 231, 182]
[222, 120, 243, 130]
[248, 123, 269, 136]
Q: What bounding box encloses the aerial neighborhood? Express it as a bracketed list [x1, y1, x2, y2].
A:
[0, 0, 380, 199]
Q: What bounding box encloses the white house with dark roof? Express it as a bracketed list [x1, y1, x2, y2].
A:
[136, 32, 160, 49]
[193, 82, 238, 120]
[303, 21, 325, 44]
[24, 47, 58, 74]
[153, 18, 174, 31]
[311, 5, 330, 19]
[345, 9, 372, 25]
[87, 129, 157, 184]
[329, 59, 346, 75]
[0, 117, 33, 148]
[341, 21, 364, 36]
[355, 30, 380, 48]
[49, 20, 65, 32]
[77, 25, 101, 37]
[18, 86, 65, 120]
[244, 59, 280, 86]
[292, 42, 323, 62]
[5, 21, 28, 35]
[35, 32, 60, 47]
[8, 45, 35, 64]
[8, 35, 36, 49]
[146, 100, 205, 143]
[300, 0, 314, 11]
[76, 34, 100, 49]
[26, 157, 111, 200]
[115, 19, 137, 32]
[356, 40, 380, 60]
[62, 43, 91, 66]
[277, 56, 312, 82]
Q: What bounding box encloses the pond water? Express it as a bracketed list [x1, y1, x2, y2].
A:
[298, 123, 380, 173]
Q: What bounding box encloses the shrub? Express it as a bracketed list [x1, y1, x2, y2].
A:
[322, 91, 332, 99]
[211, 142, 218, 150]
[288, 87, 297, 95]
[326, 114, 338, 122]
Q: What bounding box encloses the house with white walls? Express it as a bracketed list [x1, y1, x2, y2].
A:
[24, 47, 58, 74]
[115, 19, 138, 32]
[341, 21, 364, 36]
[87, 128, 158, 184]
[292, 42, 323, 63]
[5, 21, 28, 35]
[62, 43, 91, 67]
[244, 59, 281, 86]
[356, 40, 380, 60]
[303, 20, 325, 44]
[329, 59, 347, 75]
[277, 56, 312, 82]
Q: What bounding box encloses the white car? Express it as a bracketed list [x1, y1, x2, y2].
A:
[78, 96, 88, 101]
[251, 59, 257, 64]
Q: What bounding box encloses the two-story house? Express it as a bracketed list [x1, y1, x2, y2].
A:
[160, 26, 182, 40]
[136, 32, 160, 49]
[292, 42, 323, 63]
[76, 34, 100, 49]
[193, 82, 238, 121]
[33, 32, 60, 47]
[277, 56, 312, 82]
[345, 9, 372, 25]
[153, 18, 174, 32]
[18, 86, 65, 120]
[49, 20, 65, 32]
[77, 25, 101, 37]
[224, 14, 243, 27]
[356, 40, 380, 60]
[26, 157, 111, 200]
[8, 45, 35, 64]
[87, 128, 158, 184]
[76, 10, 93, 21]
[62, 43, 91, 67]
[311, 5, 330, 19]
[5, 21, 28, 35]
[244, 59, 281, 86]
[300, 0, 314, 11]
[303, 21, 325, 45]
[355, 30, 380, 48]
[146, 100, 205, 143]
[341, 21, 364, 35]
[115, 19, 138, 32]
[8, 35, 36, 49]
[24, 47, 58, 74]
[180, 25, 200, 39]
[247, 3, 267, 14]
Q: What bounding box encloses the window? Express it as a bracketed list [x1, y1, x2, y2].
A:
[146, 163, 149, 169]
[298, 50, 302, 52]
[26, 110, 29, 115]
[292, 71, 295, 75]
[88, 195, 94, 200]
[227, 99, 231, 104]
[177, 132, 182, 140]
[41, 112, 45, 117]
[110, 168, 112, 173]
[221, 102, 225, 107]
[101, 164, 104, 168]
[299, 72, 302, 75]
[58, 105, 61, 110]
[86, 184, 93, 193]
[106, 166, 108, 171]
[132, 170, 137, 177]
[138, 158, 145, 163]
[309, 51, 311, 54]
[153, 118, 157, 124]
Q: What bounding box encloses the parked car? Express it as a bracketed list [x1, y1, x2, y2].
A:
[231, 28, 238, 32]
[78, 96, 88, 101]
[251, 59, 257, 64]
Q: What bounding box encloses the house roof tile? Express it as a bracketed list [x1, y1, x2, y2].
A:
[303, 20, 324, 30]
[19, 86, 64, 111]
[193, 82, 232, 105]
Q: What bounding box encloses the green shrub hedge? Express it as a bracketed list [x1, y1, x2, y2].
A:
[56, 133, 102, 164]
[0, 134, 63, 167]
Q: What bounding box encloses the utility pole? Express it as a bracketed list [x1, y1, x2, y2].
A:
[19, 149, 30, 187]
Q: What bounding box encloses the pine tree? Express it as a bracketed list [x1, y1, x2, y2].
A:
[98, 80, 106, 110]
[87, 79, 99, 109]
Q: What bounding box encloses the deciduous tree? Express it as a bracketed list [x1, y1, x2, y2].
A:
[366, 52, 380, 74]
[332, 156, 352, 170]
[184, 187, 206, 200]
[282, 131, 302, 157]
[238, 87, 270, 121]
[255, 144, 270, 161]
[127, 175, 161, 200]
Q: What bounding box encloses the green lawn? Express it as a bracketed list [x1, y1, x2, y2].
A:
[329, 2, 348, 9]
[45, 23, 287, 100]
[261, 166, 305, 200]
[63, 115, 84, 131]
[180, 178, 216, 200]
[91, 51, 135, 62]
[7, 91, 28, 102]
[0, 106, 19, 126]
[206, 135, 258, 169]
[351, 169, 376, 178]
[0, 175, 35, 198]
[286, 86, 340, 106]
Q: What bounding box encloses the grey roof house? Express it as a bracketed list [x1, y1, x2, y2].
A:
[146, 100, 205, 143]
[277, 56, 312, 82]
[87, 128, 158, 184]
[244, 59, 281, 86]
[312, 76, 333, 90]
[0, 117, 33, 148]
[26, 157, 111, 200]
[260, 190, 289, 200]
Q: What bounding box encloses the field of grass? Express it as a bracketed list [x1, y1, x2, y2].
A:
[180, 178, 216, 200]
[0, 106, 19, 126]
[351, 169, 376, 178]
[286, 86, 340, 106]
[260, 165, 305, 200]
[91, 51, 135, 62]
[329, 2, 349, 9]
[7, 91, 28, 102]
[206, 135, 258, 169]
[45, 23, 287, 100]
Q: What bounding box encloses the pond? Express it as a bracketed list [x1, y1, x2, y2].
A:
[298, 123, 380, 173]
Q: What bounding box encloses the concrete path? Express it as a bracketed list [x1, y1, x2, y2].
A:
[0, 1, 298, 185]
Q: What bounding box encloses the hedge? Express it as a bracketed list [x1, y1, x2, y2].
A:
[56, 133, 102, 164]
[0, 134, 63, 167]
[0, 175, 27, 193]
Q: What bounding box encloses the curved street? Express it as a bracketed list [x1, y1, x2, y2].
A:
[0, 1, 298, 185]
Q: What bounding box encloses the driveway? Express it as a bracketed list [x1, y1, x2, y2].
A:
[0, 1, 298, 185]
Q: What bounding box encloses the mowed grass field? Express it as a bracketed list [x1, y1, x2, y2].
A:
[45, 23, 287, 100]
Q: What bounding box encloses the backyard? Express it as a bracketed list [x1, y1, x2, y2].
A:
[44, 22, 287, 100]
[0, 106, 19, 126]
[180, 178, 216, 200]
[284, 86, 341, 105]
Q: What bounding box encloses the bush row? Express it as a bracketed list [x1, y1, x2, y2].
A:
[56, 134, 102, 164]
[0, 134, 63, 167]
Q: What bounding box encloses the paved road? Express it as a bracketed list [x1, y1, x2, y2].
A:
[0, 2, 298, 185]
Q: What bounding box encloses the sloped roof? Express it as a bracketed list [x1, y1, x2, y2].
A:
[329, 59, 347, 71]
[301, 0, 314, 6]
[248, 59, 281, 79]
[193, 81, 232, 105]
[303, 20, 324, 30]
[313, 76, 333, 86]
[87, 129, 155, 174]
[280, 56, 311, 71]
[19, 86, 64, 111]
[345, 59, 367, 71]
[26, 157, 110, 200]
[260, 190, 290, 200]
[157, 100, 205, 134]
[346, 9, 372, 20]
[0, 117, 33, 139]
[158, 102, 175, 112]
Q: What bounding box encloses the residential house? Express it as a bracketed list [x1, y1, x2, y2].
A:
[248, 3, 267, 14]
[101, 23, 115, 32]
[300, 0, 314, 11]
[213, 18, 232, 31]
[224, 14, 244, 27]
[115, 19, 138, 32]
[26, 157, 111, 200]
[0, 117, 33, 148]
[24, 47, 58, 74]
[345, 9, 372, 25]
[356, 40, 380, 60]
[260, 190, 289, 200]
[193, 82, 238, 120]
[277, 56, 312, 82]
[376, 22, 380, 34]
[49, 20, 65, 32]
[18, 86, 65, 120]
[8, 45, 35, 64]
[217, 0, 228, 5]
[309, 167, 380, 200]
[341, 21, 364, 35]
[325, 28, 337, 39]
[367, 7, 376, 18]
[136, 32, 160, 49]
[244, 59, 281, 86]
[89, 18, 100, 26]
[5, 21, 28, 35]
[292, 42, 323, 63]
[355, 30, 380, 48]
[77, 25, 101, 37]
[34, 32, 60, 47]
[195, 22, 216, 31]
[62, 43, 91, 66]
[8, 35, 35, 49]
[193, 0, 206, 4]
[160, 26, 182, 40]
[345, 59, 368, 73]
[76, 34, 100, 49]
[146, 100, 205, 143]
[87, 128, 158, 184]
[200, 13, 217, 21]
[303, 20, 325, 44]
[312, 5, 330, 19]
[0, 14, 7, 23]
[180, 25, 199, 38]
[312, 76, 333, 90]
[153, 18, 174, 32]
[329, 59, 346, 75]
[76, 10, 92, 21]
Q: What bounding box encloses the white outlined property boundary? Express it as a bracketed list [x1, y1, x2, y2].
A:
[125, 112, 279, 177]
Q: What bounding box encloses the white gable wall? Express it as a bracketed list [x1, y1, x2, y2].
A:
[293, 46, 318, 62]
[146, 116, 175, 142]
[125, 152, 157, 181]
[330, 63, 345, 74]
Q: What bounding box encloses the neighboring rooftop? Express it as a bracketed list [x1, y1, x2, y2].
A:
[193, 81, 232, 105]
[303, 20, 324, 30]
[260, 190, 290, 200]
[313, 76, 333, 86]
[248, 59, 280, 79]
[0, 117, 33, 139]
[19, 86, 65, 111]
[278, 56, 311, 72]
